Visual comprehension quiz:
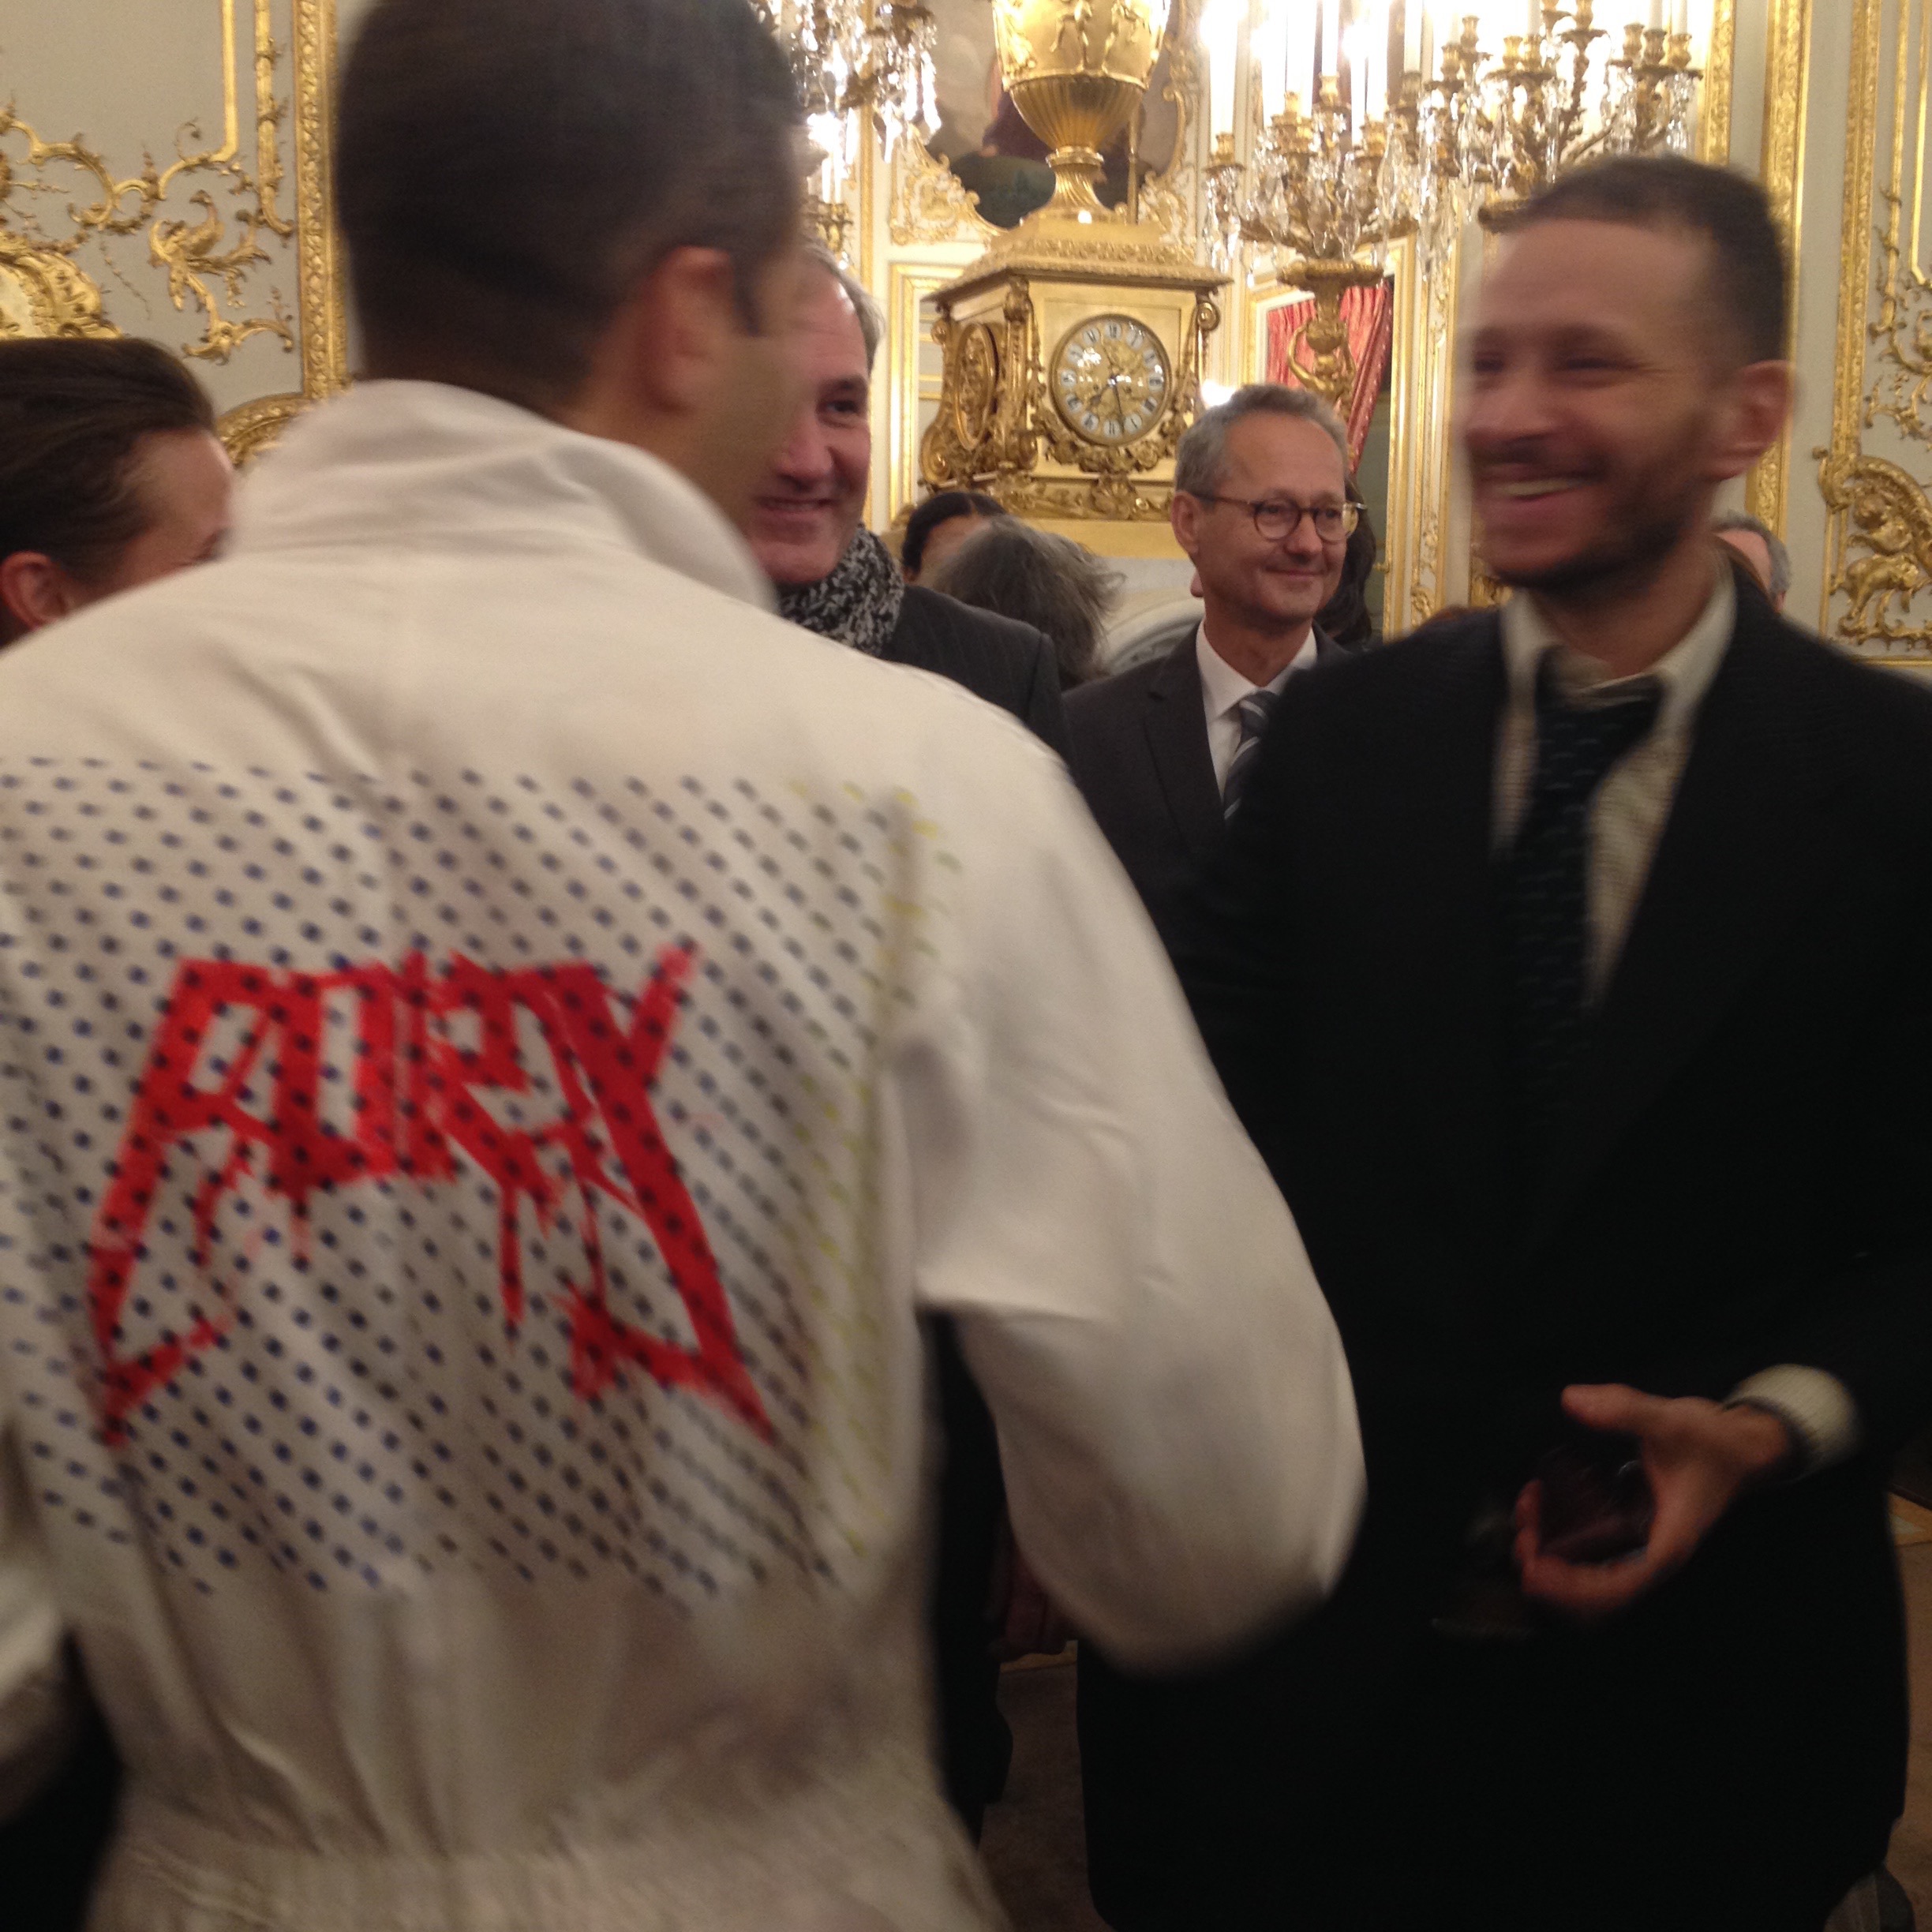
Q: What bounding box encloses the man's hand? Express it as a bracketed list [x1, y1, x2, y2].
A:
[1513, 1383, 1795, 1622]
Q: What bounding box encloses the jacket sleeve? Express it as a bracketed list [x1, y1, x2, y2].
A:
[894, 731, 1362, 1672]
[1017, 628, 1071, 758]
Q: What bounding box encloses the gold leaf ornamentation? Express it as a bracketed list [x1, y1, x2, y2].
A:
[0, 0, 295, 365]
[889, 130, 991, 246]
[1818, 449, 1932, 643]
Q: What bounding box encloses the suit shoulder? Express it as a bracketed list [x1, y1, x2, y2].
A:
[1067, 649, 1170, 723]
[1280, 609, 1503, 717]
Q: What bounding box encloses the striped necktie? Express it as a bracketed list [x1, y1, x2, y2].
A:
[1222, 688, 1281, 818]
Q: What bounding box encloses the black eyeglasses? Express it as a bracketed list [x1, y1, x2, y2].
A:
[1189, 494, 1360, 543]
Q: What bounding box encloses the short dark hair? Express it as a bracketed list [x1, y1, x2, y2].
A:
[927, 520, 1120, 687]
[337, 0, 802, 412]
[0, 335, 215, 588]
[1512, 155, 1788, 365]
[902, 491, 1006, 578]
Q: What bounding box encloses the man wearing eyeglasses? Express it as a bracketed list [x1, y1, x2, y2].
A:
[1069, 384, 1358, 1923]
[1064, 384, 1357, 949]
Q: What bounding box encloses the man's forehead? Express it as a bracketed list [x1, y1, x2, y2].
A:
[1477, 216, 1708, 333]
[1222, 413, 1346, 494]
[800, 267, 870, 382]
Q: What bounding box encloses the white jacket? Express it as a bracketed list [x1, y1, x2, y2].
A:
[0, 381, 1362, 1931]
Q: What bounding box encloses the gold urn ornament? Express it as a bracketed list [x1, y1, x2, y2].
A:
[920, 0, 1224, 530]
[992, 0, 1170, 221]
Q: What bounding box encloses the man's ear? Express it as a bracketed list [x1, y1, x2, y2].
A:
[0, 552, 84, 638]
[581, 245, 743, 425]
[1708, 359, 1795, 483]
[1171, 491, 1204, 562]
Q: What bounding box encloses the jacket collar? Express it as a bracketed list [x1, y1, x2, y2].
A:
[234, 380, 772, 612]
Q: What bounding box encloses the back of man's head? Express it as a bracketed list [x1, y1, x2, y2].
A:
[1511, 155, 1788, 369]
[337, 0, 800, 414]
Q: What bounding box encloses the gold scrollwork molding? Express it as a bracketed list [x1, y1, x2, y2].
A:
[1698, 0, 1735, 163]
[889, 132, 993, 247]
[1817, 0, 1932, 655]
[1747, 0, 1813, 537]
[0, 0, 347, 463]
[0, 0, 298, 365]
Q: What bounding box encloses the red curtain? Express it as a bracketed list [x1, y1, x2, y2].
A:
[1264, 279, 1396, 468]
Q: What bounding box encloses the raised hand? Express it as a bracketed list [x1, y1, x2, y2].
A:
[1514, 1383, 1794, 1622]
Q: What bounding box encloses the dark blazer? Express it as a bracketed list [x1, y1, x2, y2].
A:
[1064, 625, 1344, 944]
[884, 584, 1069, 758]
[1085, 596, 1932, 1930]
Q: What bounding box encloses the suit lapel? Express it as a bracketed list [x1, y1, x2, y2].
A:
[1143, 635, 1223, 865]
[1376, 623, 1514, 1259]
[1522, 612, 1846, 1254]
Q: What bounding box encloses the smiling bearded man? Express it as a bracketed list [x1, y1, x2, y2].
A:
[1122, 154, 1932, 1932]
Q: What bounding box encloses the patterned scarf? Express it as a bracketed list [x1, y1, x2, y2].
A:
[775, 527, 905, 657]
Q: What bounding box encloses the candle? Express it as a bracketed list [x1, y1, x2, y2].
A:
[1646, 0, 1663, 26]
[1256, 6, 1289, 122]
[1404, 0, 1422, 72]
[1320, 0, 1342, 75]
[1669, 0, 1688, 32]
[1205, 0, 1239, 135]
[1284, 0, 1318, 109]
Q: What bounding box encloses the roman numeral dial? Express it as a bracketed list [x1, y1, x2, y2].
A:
[1050, 314, 1172, 447]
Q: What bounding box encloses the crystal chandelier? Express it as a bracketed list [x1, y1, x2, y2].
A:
[1199, 2, 1705, 404]
[754, 0, 940, 258]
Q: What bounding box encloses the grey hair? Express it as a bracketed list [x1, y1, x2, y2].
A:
[1713, 508, 1792, 602]
[1174, 383, 1351, 498]
[803, 242, 885, 373]
[927, 520, 1121, 688]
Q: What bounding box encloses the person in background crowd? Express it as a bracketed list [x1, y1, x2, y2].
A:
[744, 245, 1072, 1839]
[1061, 384, 1355, 955]
[0, 6, 1365, 1930]
[1714, 507, 1792, 610]
[1177, 154, 1932, 1932]
[0, 337, 230, 644]
[927, 520, 1118, 689]
[1314, 478, 1381, 651]
[747, 252, 1066, 751]
[900, 489, 1007, 586]
[0, 331, 234, 1932]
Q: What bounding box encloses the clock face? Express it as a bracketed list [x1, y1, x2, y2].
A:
[1051, 314, 1172, 447]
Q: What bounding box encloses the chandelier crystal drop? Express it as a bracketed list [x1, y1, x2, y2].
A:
[754, 0, 940, 257]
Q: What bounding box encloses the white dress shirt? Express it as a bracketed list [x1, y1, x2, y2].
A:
[1197, 623, 1318, 794]
[0, 381, 1363, 1931]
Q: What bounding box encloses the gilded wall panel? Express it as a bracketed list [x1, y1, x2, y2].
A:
[0, 0, 345, 460]
[1817, 0, 1932, 658]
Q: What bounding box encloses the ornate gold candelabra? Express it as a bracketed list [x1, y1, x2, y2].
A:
[1204, 76, 1412, 408]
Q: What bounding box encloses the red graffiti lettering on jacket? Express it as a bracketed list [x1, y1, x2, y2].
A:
[85, 947, 771, 1444]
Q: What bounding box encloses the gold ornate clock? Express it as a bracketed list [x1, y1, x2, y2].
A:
[917, 0, 1224, 530]
[1052, 314, 1172, 447]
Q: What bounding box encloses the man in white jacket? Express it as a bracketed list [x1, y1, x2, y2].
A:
[0, 2, 1363, 1926]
